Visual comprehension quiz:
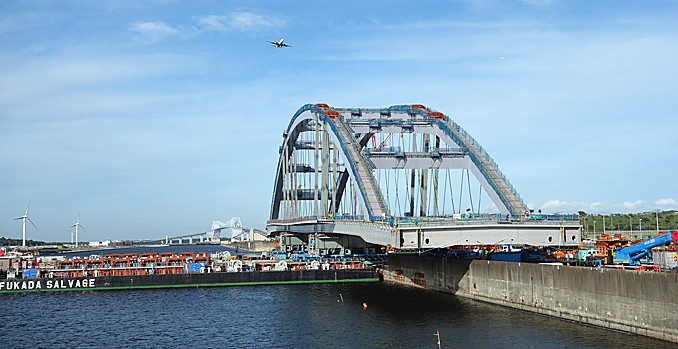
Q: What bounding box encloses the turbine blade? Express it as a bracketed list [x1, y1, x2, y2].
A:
[80, 225, 88, 234]
[27, 217, 38, 231]
[11, 217, 23, 221]
[25, 201, 30, 216]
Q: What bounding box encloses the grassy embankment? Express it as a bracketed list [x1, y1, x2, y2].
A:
[580, 210, 678, 239]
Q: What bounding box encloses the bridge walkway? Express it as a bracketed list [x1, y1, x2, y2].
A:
[327, 114, 388, 219]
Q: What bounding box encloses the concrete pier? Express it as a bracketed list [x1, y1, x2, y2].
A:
[384, 254, 678, 343]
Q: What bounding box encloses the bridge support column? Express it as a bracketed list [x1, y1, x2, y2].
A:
[282, 142, 287, 219]
[314, 115, 320, 218]
[331, 144, 338, 217]
[420, 134, 430, 216]
[321, 128, 330, 217]
[292, 148, 297, 217]
[282, 142, 289, 219]
[409, 134, 417, 216]
[432, 136, 440, 216]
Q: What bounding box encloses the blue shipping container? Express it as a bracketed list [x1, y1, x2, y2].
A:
[188, 263, 205, 272]
[489, 252, 521, 262]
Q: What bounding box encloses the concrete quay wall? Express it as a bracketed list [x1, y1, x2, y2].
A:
[384, 254, 678, 343]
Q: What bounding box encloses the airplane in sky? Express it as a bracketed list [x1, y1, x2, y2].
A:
[267, 39, 292, 48]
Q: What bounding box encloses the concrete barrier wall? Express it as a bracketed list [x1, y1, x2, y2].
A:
[385, 255, 678, 343]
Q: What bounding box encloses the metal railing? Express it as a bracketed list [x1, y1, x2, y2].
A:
[269, 213, 580, 227]
[364, 147, 464, 158]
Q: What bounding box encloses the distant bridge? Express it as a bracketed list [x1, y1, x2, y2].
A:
[267, 104, 580, 253]
[166, 217, 265, 245]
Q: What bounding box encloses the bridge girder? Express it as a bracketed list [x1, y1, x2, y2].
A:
[267, 220, 581, 249]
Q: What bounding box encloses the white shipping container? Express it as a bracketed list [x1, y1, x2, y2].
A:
[653, 251, 677, 269]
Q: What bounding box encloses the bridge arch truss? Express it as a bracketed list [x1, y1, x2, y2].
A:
[271, 104, 527, 220]
[268, 104, 579, 249]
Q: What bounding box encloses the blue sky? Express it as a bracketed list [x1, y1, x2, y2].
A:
[1, 0, 677, 242]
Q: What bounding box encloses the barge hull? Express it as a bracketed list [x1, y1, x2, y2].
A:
[0, 269, 378, 293]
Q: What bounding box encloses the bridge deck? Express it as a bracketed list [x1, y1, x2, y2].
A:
[268, 214, 581, 249]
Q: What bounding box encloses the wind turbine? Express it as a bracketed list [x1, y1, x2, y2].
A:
[11, 202, 38, 248]
[70, 213, 88, 248]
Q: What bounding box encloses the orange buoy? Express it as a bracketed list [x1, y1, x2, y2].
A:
[362, 302, 368, 309]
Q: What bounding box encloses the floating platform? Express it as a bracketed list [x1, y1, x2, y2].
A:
[0, 269, 379, 293]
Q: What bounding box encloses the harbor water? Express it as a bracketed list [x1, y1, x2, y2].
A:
[1, 282, 675, 348]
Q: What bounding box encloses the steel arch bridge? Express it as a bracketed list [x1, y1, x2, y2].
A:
[268, 104, 580, 252]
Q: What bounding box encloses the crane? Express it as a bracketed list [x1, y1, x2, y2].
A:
[610, 231, 678, 266]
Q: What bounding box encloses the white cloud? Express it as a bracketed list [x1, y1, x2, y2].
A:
[655, 198, 678, 207]
[540, 199, 580, 212]
[195, 15, 228, 31]
[538, 199, 677, 214]
[195, 12, 285, 32]
[0, 53, 191, 109]
[622, 200, 646, 210]
[130, 21, 179, 40]
[461, 0, 555, 10]
[521, 0, 556, 7]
